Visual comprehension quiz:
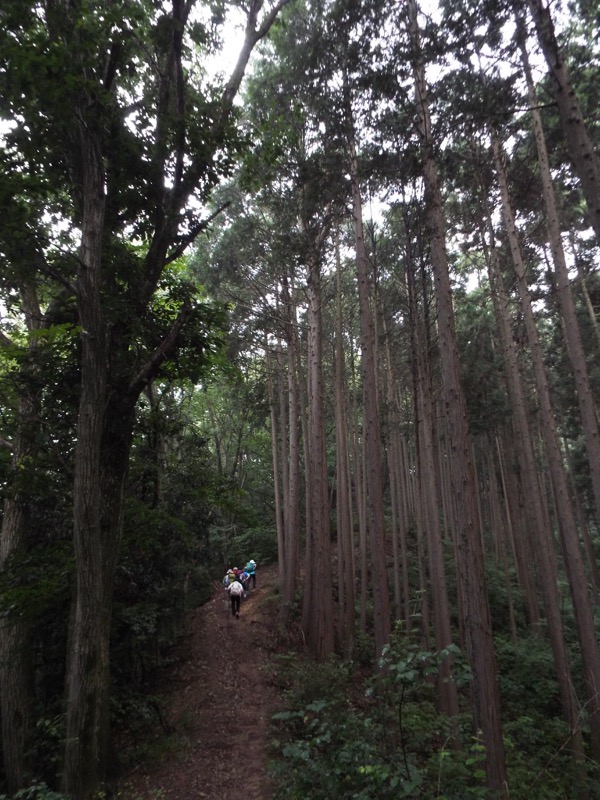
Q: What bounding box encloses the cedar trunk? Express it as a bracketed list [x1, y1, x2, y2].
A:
[406, 1, 507, 791]
[407, 253, 459, 722]
[303, 239, 334, 659]
[0, 283, 44, 791]
[347, 109, 391, 657]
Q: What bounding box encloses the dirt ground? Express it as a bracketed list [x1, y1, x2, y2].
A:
[118, 564, 283, 800]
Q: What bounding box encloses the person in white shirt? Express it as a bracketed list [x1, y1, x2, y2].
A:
[227, 579, 244, 618]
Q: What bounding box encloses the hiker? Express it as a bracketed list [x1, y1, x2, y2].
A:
[238, 569, 250, 593]
[244, 559, 257, 588]
[226, 578, 244, 618]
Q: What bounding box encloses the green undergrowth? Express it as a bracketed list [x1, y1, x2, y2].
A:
[0, 785, 67, 800]
[267, 628, 600, 799]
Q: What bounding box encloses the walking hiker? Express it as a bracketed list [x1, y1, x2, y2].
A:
[227, 578, 244, 618]
[244, 559, 257, 588]
[238, 569, 250, 593]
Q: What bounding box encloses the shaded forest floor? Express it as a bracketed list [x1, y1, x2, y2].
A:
[117, 564, 283, 800]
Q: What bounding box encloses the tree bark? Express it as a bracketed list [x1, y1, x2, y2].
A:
[277, 339, 290, 591]
[334, 231, 356, 658]
[0, 283, 43, 792]
[282, 276, 301, 615]
[63, 102, 109, 796]
[267, 343, 286, 591]
[346, 95, 391, 657]
[302, 219, 334, 660]
[407, 249, 459, 723]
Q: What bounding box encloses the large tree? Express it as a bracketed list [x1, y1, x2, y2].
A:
[0, 0, 287, 794]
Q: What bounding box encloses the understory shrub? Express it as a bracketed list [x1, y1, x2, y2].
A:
[269, 639, 481, 799]
[0, 784, 68, 800]
[269, 629, 595, 799]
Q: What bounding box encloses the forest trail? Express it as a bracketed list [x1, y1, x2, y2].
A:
[118, 564, 283, 800]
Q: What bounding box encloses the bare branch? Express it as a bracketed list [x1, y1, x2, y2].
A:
[129, 302, 193, 395]
[164, 201, 231, 266]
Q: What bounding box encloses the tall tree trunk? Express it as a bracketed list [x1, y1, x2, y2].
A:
[0, 283, 43, 792]
[397, 435, 413, 630]
[267, 344, 286, 585]
[302, 230, 334, 659]
[349, 343, 369, 634]
[389, 433, 407, 621]
[379, 299, 402, 621]
[387, 431, 403, 619]
[437, 413, 466, 651]
[490, 441, 519, 646]
[346, 95, 391, 657]
[58, 2, 289, 792]
[277, 340, 290, 591]
[282, 277, 301, 615]
[406, 2, 507, 791]
[493, 132, 600, 761]
[335, 243, 356, 658]
[63, 112, 109, 797]
[498, 430, 541, 628]
[407, 254, 459, 722]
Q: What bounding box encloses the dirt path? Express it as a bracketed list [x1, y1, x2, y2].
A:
[119, 565, 282, 800]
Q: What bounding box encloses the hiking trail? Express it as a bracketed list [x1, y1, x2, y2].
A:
[118, 564, 282, 800]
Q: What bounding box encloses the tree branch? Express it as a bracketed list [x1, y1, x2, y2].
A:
[102, 40, 122, 91]
[213, 0, 292, 141]
[164, 201, 231, 266]
[0, 331, 15, 348]
[129, 302, 193, 396]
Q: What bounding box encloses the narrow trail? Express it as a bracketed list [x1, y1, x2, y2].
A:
[119, 564, 283, 800]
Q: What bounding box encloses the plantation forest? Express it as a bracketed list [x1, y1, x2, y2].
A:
[1, 0, 600, 797]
